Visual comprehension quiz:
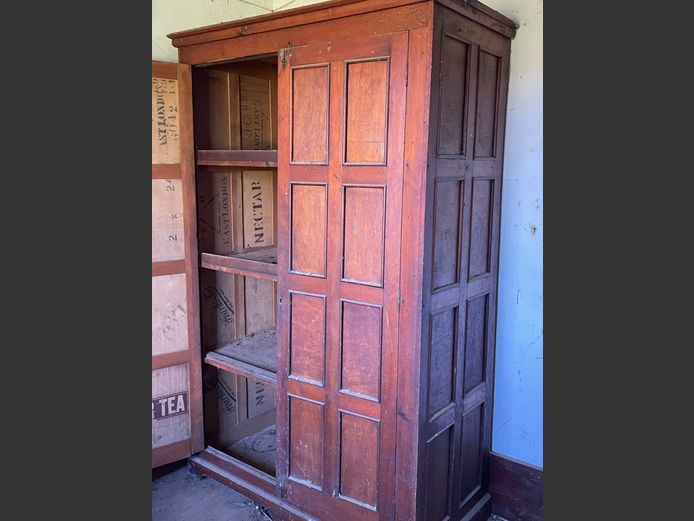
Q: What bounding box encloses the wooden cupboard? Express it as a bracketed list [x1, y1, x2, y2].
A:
[151, 1, 516, 520]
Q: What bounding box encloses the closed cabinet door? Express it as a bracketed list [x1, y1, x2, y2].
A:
[276, 33, 408, 520]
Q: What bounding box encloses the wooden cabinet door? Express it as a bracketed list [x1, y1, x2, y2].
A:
[151, 61, 203, 468]
[276, 33, 408, 520]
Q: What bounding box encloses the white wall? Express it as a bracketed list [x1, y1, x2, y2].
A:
[484, 0, 543, 468]
[152, 0, 543, 468]
[153, 0, 322, 62]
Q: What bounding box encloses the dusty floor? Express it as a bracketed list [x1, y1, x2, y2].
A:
[152, 463, 506, 521]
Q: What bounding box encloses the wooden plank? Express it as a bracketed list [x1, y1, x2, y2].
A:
[152, 273, 189, 356]
[190, 453, 316, 521]
[152, 164, 181, 179]
[152, 350, 190, 370]
[396, 19, 433, 521]
[200, 269, 239, 349]
[206, 354, 277, 387]
[240, 75, 273, 150]
[242, 171, 275, 249]
[152, 259, 186, 277]
[244, 277, 276, 334]
[197, 150, 278, 167]
[152, 76, 181, 164]
[152, 364, 191, 449]
[168, 0, 435, 46]
[152, 179, 185, 262]
[201, 250, 278, 281]
[177, 3, 430, 65]
[212, 329, 278, 372]
[152, 439, 189, 468]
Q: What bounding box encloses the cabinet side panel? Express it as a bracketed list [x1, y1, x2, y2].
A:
[419, 6, 511, 521]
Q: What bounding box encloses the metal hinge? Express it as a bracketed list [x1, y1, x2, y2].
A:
[280, 42, 293, 69]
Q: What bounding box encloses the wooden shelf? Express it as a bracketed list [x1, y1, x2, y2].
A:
[201, 247, 277, 281]
[205, 329, 277, 386]
[197, 149, 278, 168]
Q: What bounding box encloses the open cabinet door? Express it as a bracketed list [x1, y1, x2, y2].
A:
[151, 60, 203, 468]
[276, 32, 408, 521]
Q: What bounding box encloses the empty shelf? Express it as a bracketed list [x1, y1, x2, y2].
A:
[201, 247, 277, 281]
[205, 329, 278, 386]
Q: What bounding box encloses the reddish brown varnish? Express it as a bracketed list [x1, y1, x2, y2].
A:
[158, 0, 516, 519]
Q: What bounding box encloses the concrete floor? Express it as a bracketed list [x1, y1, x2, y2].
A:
[152, 463, 506, 521]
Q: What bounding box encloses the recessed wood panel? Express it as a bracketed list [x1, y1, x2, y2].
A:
[438, 36, 469, 156]
[469, 179, 493, 279]
[342, 186, 385, 285]
[200, 270, 237, 348]
[289, 396, 324, 487]
[242, 170, 275, 249]
[152, 179, 185, 262]
[428, 307, 457, 418]
[291, 184, 327, 276]
[291, 66, 329, 163]
[152, 77, 180, 164]
[474, 50, 500, 159]
[464, 295, 488, 394]
[197, 171, 233, 255]
[341, 301, 382, 400]
[432, 179, 463, 291]
[290, 293, 326, 385]
[425, 426, 452, 521]
[152, 364, 190, 448]
[152, 273, 188, 356]
[339, 412, 379, 508]
[240, 75, 272, 150]
[460, 406, 483, 505]
[345, 59, 389, 164]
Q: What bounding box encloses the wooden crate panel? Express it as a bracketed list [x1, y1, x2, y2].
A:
[425, 426, 453, 521]
[291, 66, 329, 164]
[152, 179, 185, 262]
[473, 50, 500, 159]
[197, 171, 234, 256]
[459, 405, 483, 507]
[247, 379, 276, 418]
[291, 184, 327, 276]
[464, 295, 488, 394]
[152, 364, 190, 449]
[468, 179, 493, 279]
[203, 365, 243, 447]
[242, 170, 275, 249]
[427, 307, 457, 418]
[289, 396, 324, 487]
[152, 273, 188, 356]
[151, 77, 180, 164]
[432, 179, 463, 291]
[240, 75, 273, 150]
[194, 69, 238, 150]
[289, 292, 326, 385]
[342, 186, 385, 286]
[438, 35, 470, 156]
[244, 277, 276, 335]
[339, 412, 379, 508]
[345, 59, 389, 164]
[200, 270, 238, 348]
[340, 301, 382, 401]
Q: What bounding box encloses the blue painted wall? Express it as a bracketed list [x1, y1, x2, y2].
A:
[486, 0, 543, 468]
